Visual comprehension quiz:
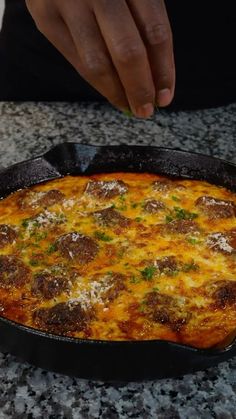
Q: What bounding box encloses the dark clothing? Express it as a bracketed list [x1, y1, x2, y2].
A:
[0, 0, 236, 109]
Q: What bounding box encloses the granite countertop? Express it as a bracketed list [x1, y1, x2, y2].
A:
[0, 101, 236, 419]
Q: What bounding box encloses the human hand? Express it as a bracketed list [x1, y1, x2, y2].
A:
[26, 0, 175, 118]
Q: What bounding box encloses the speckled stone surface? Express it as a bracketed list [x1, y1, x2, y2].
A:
[0, 101, 236, 419]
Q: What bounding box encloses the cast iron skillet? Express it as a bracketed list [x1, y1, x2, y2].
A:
[0, 143, 236, 381]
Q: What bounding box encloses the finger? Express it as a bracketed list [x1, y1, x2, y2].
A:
[128, 0, 175, 107]
[59, 0, 129, 112]
[93, 0, 155, 118]
[26, 0, 129, 112]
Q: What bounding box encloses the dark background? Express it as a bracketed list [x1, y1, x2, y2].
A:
[0, 0, 236, 109]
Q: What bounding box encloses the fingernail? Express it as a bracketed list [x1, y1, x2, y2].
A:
[135, 103, 154, 119]
[157, 89, 172, 107]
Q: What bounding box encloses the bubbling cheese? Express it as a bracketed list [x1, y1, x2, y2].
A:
[0, 172, 235, 349]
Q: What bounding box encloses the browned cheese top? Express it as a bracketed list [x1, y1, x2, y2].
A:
[0, 173, 235, 348]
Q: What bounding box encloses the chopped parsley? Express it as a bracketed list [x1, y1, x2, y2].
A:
[94, 231, 113, 242]
[106, 271, 113, 277]
[187, 237, 200, 245]
[182, 261, 199, 272]
[135, 217, 143, 222]
[130, 275, 142, 284]
[34, 231, 48, 242]
[168, 270, 179, 277]
[131, 202, 138, 209]
[123, 109, 133, 118]
[174, 206, 198, 220]
[119, 205, 127, 211]
[29, 259, 40, 267]
[116, 195, 127, 211]
[21, 219, 29, 228]
[46, 243, 57, 254]
[140, 266, 157, 281]
[165, 207, 198, 223]
[171, 195, 181, 202]
[139, 301, 147, 312]
[32, 220, 40, 228]
[165, 215, 174, 223]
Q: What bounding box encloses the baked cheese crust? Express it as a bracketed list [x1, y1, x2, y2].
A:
[0, 173, 235, 348]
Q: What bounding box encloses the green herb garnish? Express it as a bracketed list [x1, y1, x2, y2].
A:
[130, 275, 142, 284]
[182, 261, 199, 272]
[174, 206, 198, 221]
[139, 302, 147, 312]
[165, 207, 198, 223]
[29, 259, 40, 267]
[46, 243, 57, 254]
[140, 266, 157, 281]
[118, 205, 127, 211]
[32, 221, 40, 228]
[123, 109, 133, 118]
[171, 195, 181, 202]
[165, 215, 174, 223]
[35, 232, 47, 242]
[21, 219, 29, 228]
[187, 237, 199, 245]
[135, 217, 143, 222]
[94, 231, 113, 242]
[116, 195, 127, 211]
[168, 270, 179, 277]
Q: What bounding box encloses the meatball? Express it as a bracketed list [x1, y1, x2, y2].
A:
[93, 207, 130, 227]
[154, 256, 178, 274]
[56, 232, 99, 264]
[163, 219, 200, 234]
[195, 196, 236, 219]
[152, 179, 186, 192]
[33, 302, 95, 334]
[36, 190, 65, 207]
[0, 255, 31, 289]
[85, 180, 128, 198]
[104, 272, 127, 302]
[143, 200, 165, 214]
[206, 230, 236, 254]
[23, 210, 66, 231]
[18, 189, 65, 209]
[32, 272, 71, 299]
[204, 280, 236, 309]
[0, 224, 17, 248]
[212, 281, 236, 309]
[143, 291, 189, 332]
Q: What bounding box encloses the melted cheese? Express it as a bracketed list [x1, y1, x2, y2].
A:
[0, 173, 235, 348]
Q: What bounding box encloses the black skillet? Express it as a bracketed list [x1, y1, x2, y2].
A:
[0, 143, 236, 381]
